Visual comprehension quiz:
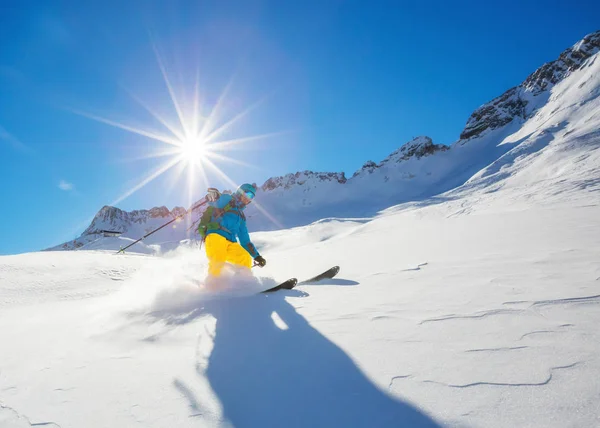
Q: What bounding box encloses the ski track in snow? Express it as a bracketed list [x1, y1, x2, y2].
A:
[423, 362, 580, 389]
[419, 308, 525, 324]
[0, 403, 61, 428]
[401, 262, 429, 272]
[464, 346, 529, 353]
[420, 294, 600, 325]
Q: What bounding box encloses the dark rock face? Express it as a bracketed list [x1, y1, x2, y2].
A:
[524, 31, 600, 94]
[460, 88, 528, 140]
[460, 30, 600, 141]
[381, 136, 449, 165]
[396, 136, 449, 161]
[352, 137, 448, 177]
[83, 206, 128, 234]
[352, 160, 379, 177]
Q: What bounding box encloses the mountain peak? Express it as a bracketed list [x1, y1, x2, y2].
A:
[523, 30, 600, 95]
[460, 30, 600, 142]
[352, 136, 448, 177]
[398, 136, 448, 159]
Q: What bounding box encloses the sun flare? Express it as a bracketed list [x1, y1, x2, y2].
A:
[178, 136, 207, 164]
[70, 39, 287, 231]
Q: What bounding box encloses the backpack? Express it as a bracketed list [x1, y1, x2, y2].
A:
[197, 206, 218, 239]
[197, 200, 243, 239]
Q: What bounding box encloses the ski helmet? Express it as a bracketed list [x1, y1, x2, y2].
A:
[235, 183, 256, 205]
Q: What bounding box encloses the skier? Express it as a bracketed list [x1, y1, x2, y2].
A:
[198, 183, 267, 281]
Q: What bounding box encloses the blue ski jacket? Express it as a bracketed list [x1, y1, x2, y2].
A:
[205, 194, 260, 258]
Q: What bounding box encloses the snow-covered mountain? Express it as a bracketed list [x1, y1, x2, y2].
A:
[51, 30, 600, 253]
[250, 30, 600, 225]
[48, 205, 200, 253]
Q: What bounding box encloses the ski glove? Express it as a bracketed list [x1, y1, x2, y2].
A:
[254, 255, 267, 267]
[207, 187, 221, 202]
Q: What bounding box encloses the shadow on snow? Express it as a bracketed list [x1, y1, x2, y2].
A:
[173, 291, 440, 427]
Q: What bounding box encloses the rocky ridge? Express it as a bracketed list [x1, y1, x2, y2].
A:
[460, 30, 600, 141]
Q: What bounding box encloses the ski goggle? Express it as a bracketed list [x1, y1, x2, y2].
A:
[238, 190, 255, 201]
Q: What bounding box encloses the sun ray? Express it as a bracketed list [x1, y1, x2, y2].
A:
[204, 94, 270, 144]
[151, 39, 188, 136]
[70, 108, 181, 147]
[206, 151, 263, 170]
[209, 130, 294, 151]
[122, 86, 186, 141]
[109, 156, 182, 207]
[184, 160, 211, 232]
[198, 75, 236, 141]
[192, 66, 204, 137]
[250, 199, 285, 230]
[112, 147, 183, 164]
[201, 157, 240, 190]
[164, 156, 188, 197]
[185, 161, 198, 232]
[194, 158, 210, 197]
[110, 151, 179, 165]
[130, 147, 182, 161]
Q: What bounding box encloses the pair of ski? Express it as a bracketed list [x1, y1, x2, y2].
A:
[261, 266, 340, 293]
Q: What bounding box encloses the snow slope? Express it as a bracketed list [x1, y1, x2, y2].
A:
[1, 199, 600, 427]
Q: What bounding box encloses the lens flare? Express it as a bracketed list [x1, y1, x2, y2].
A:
[68, 38, 288, 233]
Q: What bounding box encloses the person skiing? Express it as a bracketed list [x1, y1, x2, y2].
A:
[198, 183, 266, 280]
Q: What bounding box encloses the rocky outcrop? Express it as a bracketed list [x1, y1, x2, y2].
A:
[172, 206, 187, 217]
[524, 31, 600, 94]
[460, 30, 600, 141]
[460, 88, 528, 140]
[82, 205, 180, 236]
[352, 160, 378, 177]
[261, 171, 347, 191]
[353, 136, 448, 177]
[387, 136, 449, 163]
[83, 206, 128, 234]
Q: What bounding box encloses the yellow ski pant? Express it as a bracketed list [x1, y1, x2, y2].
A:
[205, 233, 252, 277]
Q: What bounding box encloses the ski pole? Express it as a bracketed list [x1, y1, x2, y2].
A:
[116, 198, 208, 254]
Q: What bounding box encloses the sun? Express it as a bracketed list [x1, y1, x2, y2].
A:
[178, 136, 207, 165]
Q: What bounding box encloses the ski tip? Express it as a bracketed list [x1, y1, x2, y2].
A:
[261, 278, 298, 293]
[284, 278, 298, 289]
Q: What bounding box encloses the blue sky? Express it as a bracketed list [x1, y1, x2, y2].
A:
[0, 0, 598, 254]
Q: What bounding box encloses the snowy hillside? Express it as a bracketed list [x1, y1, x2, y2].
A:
[2, 200, 600, 427]
[49, 31, 600, 253]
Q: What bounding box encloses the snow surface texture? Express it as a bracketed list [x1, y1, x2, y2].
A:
[2, 204, 600, 427]
[1, 31, 600, 427]
[49, 32, 600, 253]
